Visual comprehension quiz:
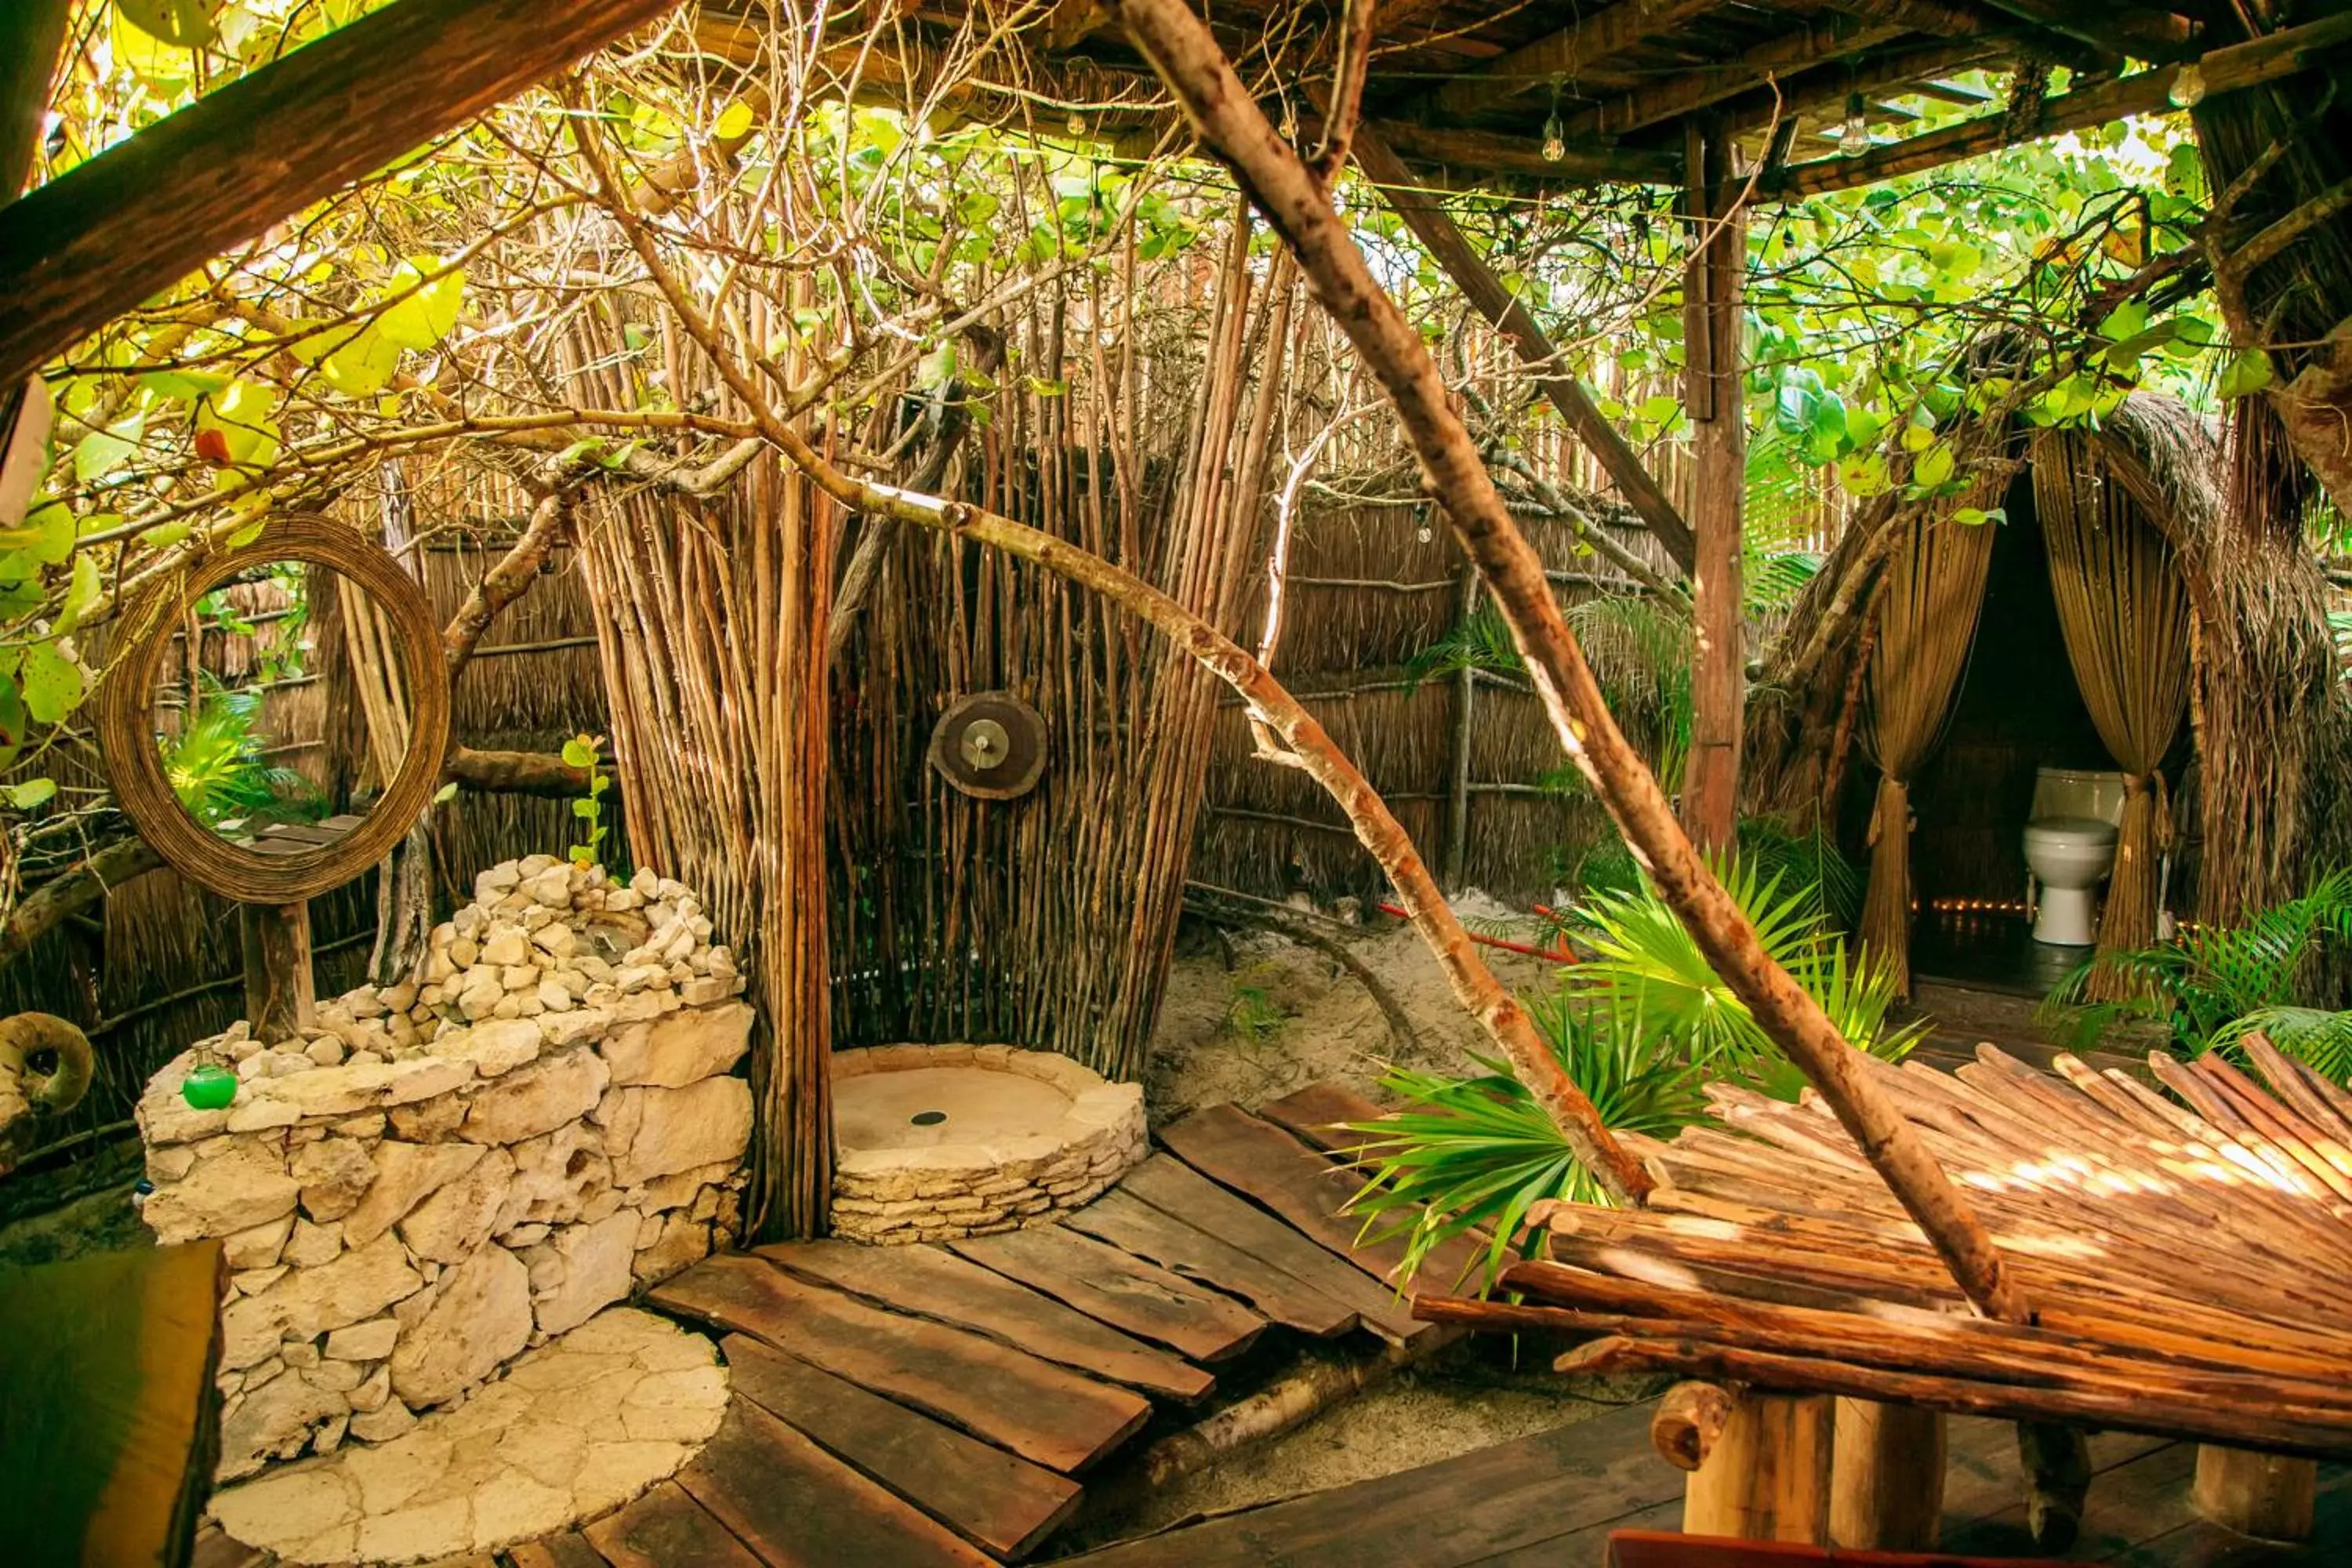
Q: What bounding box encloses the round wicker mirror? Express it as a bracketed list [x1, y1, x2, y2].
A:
[96, 514, 452, 902]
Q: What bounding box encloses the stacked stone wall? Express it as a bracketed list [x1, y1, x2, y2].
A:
[136, 858, 751, 1479]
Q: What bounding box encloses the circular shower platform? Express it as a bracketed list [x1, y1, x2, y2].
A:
[829, 1044, 1147, 1243]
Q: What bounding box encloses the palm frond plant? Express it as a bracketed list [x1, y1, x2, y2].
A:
[1563, 856, 1925, 1078]
[2041, 867, 2352, 1080]
[162, 688, 325, 831]
[1347, 854, 1923, 1292]
[1344, 996, 1705, 1291]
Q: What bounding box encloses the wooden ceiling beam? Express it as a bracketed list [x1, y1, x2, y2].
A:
[1428, 0, 1732, 118]
[1822, 0, 1991, 37]
[1760, 8, 2352, 200]
[1365, 121, 1682, 183]
[1971, 0, 2198, 64]
[1715, 37, 2009, 137]
[0, 0, 679, 390]
[1566, 17, 1913, 137]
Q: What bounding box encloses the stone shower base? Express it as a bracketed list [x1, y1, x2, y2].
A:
[829, 1044, 1147, 1244]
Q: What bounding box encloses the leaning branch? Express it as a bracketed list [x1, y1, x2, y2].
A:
[1109, 0, 2027, 1325]
[567, 99, 1651, 1202]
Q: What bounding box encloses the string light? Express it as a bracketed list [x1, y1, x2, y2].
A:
[1066, 110, 1085, 139]
[1838, 92, 1870, 156]
[1541, 74, 1566, 164]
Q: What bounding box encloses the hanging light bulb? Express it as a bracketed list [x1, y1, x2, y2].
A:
[1541, 74, 1567, 163]
[1066, 109, 1086, 139]
[1838, 93, 1870, 155]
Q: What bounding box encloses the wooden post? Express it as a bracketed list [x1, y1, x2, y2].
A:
[2194, 1445, 2316, 1541]
[1683, 1391, 1831, 1544]
[239, 901, 315, 1044]
[1443, 561, 1478, 891]
[1829, 1398, 1945, 1551]
[1680, 117, 1747, 855]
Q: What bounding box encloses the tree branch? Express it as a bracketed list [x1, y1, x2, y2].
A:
[1108, 0, 2029, 1326]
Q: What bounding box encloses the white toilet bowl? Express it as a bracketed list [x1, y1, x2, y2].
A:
[2024, 768, 2129, 946]
[2024, 818, 2118, 945]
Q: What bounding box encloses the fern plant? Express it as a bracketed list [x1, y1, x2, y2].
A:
[1347, 854, 1922, 1290]
[2042, 868, 2352, 1080]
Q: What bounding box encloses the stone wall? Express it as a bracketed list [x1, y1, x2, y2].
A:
[136, 858, 752, 1481]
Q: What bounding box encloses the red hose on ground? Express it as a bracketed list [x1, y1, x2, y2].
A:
[1375, 902, 1573, 960]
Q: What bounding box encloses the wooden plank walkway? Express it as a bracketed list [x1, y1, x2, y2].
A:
[194, 1086, 1455, 1568]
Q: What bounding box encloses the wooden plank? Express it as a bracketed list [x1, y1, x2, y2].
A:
[947, 1225, 1268, 1364]
[721, 1333, 1081, 1562]
[1260, 1081, 1392, 1156]
[1941, 1439, 2200, 1560]
[760, 1240, 1213, 1403]
[1428, 0, 1729, 114]
[582, 1482, 761, 1568]
[506, 1537, 608, 1568]
[675, 1397, 993, 1568]
[1062, 1187, 1359, 1338]
[1160, 1102, 1487, 1291]
[1062, 1403, 1678, 1566]
[650, 1253, 1150, 1474]
[1116, 1154, 1431, 1345]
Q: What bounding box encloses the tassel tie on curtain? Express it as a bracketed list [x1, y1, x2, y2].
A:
[2092, 771, 2172, 999]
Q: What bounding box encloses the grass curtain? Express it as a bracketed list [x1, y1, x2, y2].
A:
[1860, 506, 1997, 993]
[2034, 430, 2191, 995]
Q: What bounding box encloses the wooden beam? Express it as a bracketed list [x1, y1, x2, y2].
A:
[1568, 17, 1911, 137]
[1351, 123, 1696, 571]
[1973, 0, 2198, 63]
[1679, 119, 1744, 853]
[1363, 120, 1682, 183]
[1759, 10, 2352, 200]
[1718, 38, 2008, 139]
[0, 0, 679, 389]
[1429, 0, 1731, 116]
[1824, 0, 1990, 37]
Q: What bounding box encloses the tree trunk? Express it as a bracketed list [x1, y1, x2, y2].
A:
[1829, 1399, 1945, 1551]
[1680, 119, 1748, 854]
[1683, 1392, 1832, 1544]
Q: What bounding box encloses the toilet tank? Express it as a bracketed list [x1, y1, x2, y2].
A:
[2031, 767, 2129, 826]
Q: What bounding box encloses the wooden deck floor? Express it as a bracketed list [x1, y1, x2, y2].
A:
[190, 1081, 2344, 1568]
[1064, 1407, 2351, 1567]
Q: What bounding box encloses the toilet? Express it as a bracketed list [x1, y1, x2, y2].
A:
[2024, 767, 2129, 946]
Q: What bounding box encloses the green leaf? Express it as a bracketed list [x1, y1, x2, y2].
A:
[73, 411, 145, 483]
[118, 0, 216, 46]
[2217, 348, 2274, 399]
[18, 641, 84, 725]
[56, 555, 101, 633]
[572, 797, 599, 818]
[1838, 454, 1889, 497]
[2, 778, 56, 811]
[2098, 299, 2149, 342]
[432, 780, 459, 804]
[1914, 444, 1956, 488]
[321, 326, 404, 397]
[561, 737, 597, 769]
[377, 258, 466, 352]
[0, 678, 21, 771]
